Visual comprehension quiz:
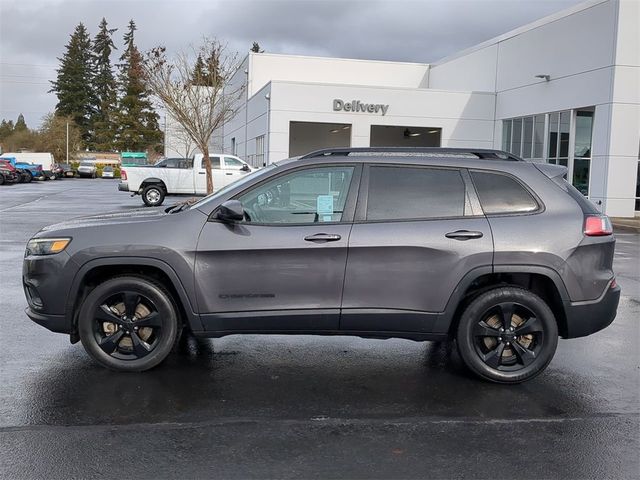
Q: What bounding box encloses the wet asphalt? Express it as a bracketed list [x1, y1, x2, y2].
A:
[0, 179, 638, 479]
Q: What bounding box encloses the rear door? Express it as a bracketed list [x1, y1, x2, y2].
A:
[341, 164, 493, 334]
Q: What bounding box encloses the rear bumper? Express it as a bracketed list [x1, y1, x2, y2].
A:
[118, 181, 130, 192]
[563, 284, 620, 338]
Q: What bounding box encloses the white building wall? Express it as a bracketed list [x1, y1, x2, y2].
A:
[431, 0, 638, 216]
[248, 53, 430, 96]
[266, 81, 495, 163]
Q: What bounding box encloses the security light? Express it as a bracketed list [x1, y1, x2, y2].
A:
[535, 74, 551, 81]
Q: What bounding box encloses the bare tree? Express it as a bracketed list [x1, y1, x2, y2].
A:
[143, 39, 244, 193]
[166, 119, 197, 160]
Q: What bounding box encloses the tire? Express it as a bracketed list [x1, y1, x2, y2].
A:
[456, 287, 558, 384]
[78, 276, 179, 372]
[24, 171, 33, 183]
[49, 173, 57, 180]
[0, 175, 4, 186]
[142, 184, 165, 207]
[92, 172, 96, 179]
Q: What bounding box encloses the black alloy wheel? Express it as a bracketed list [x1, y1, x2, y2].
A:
[78, 276, 179, 371]
[456, 287, 558, 383]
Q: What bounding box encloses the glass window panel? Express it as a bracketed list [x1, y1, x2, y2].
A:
[559, 111, 570, 158]
[502, 120, 512, 152]
[366, 167, 466, 220]
[523, 117, 533, 158]
[548, 112, 559, 159]
[533, 115, 545, 158]
[201, 156, 221, 169]
[573, 158, 590, 196]
[512, 118, 522, 155]
[575, 110, 594, 158]
[237, 166, 354, 224]
[470, 171, 538, 214]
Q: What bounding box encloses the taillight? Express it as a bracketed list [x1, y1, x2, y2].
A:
[584, 215, 613, 236]
[121, 169, 127, 180]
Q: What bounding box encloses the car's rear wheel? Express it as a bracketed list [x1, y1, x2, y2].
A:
[78, 276, 179, 371]
[142, 184, 165, 207]
[456, 287, 558, 384]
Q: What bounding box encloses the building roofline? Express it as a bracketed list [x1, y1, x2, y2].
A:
[432, 0, 610, 66]
[247, 51, 430, 68]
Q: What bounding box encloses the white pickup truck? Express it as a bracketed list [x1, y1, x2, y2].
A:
[118, 154, 254, 206]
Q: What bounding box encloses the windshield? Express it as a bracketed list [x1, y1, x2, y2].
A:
[192, 164, 279, 209]
[80, 161, 92, 166]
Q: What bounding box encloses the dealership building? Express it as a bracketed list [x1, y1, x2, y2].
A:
[165, 0, 639, 217]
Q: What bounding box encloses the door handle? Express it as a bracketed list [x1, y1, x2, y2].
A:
[304, 233, 342, 243]
[198, 172, 206, 174]
[225, 172, 233, 175]
[445, 230, 484, 240]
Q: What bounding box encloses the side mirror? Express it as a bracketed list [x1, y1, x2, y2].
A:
[241, 164, 250, 172]
[216, 200, 245, 222]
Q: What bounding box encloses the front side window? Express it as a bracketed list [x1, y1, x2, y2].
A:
[366, 166, 466, 221]
[471, 171, 538, 214]
[224, 157, 244, 169]
[237, 166, 354, 224]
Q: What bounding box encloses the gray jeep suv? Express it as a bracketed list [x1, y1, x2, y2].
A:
[23, 147, 620, 383]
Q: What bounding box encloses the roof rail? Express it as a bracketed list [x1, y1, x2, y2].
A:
[299, 147, 522, 161]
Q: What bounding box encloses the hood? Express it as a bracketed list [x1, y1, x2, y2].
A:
[40, 208, 169, 233]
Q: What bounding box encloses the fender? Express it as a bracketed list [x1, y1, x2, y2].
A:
[65, 256, 203, 332]
[140, 177, 167, 188]
[434, 264, 571, 334]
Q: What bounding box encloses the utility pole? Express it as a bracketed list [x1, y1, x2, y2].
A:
[66, 121, 69, 163]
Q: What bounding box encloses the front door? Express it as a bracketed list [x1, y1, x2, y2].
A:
[223, 156, 250, 185]
[195, 156, 226, 194]
[341, 164, 493, 333]
[195, 164, 360, 332]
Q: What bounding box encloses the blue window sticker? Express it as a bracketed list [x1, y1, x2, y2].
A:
[316, 195, 334, 216]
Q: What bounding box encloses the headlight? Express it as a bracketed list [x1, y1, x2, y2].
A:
[26, 238, 71, 256]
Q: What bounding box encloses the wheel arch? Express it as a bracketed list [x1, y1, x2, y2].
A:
[438, 265, 570, 338]
[66, 257, 202, 342]
[140, 178, 167, 190]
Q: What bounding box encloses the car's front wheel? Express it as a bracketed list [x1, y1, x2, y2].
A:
[456, 287, 558, 384]
[142, 184, 165, 207]
[78, 276, 180, 371]
[24, 171, 33, 183]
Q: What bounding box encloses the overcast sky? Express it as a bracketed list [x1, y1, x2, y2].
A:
[0, 0, 584, 128]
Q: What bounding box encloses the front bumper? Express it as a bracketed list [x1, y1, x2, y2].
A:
[25, 307, 70, 334]
[118, 181, 129, 192]
[563, 284, 621, 338]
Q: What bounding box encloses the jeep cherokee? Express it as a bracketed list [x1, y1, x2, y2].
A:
[23, 147, 620, 383]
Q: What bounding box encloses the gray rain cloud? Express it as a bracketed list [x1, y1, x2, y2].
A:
[0, 0, 582, 127]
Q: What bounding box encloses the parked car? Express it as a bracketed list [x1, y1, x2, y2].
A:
[23, 147, 619, 383]
[77, 161, 97, 178]
[0, 156, 44, 181]
[0, 164, 19, 184]
[118, 154, 253, 206]
[51, 163, 74, 179]
[2, 152, 56, 179]
[0, 159, 22, 183]
[101, 166, 115, 179]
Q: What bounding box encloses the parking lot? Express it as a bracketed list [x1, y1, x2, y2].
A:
[0, 179, 638, 479]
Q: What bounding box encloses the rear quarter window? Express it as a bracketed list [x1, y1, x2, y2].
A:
[471, 170, 539, 215]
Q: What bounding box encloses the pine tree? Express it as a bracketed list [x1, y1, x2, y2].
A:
[91, 18, 118, 151]
[14, 114, 28, 132]
[50, 23, 95, 146]
[192, 54, 208, 86]
[115, 20, 162, 152]
[0, 119, 15, 141]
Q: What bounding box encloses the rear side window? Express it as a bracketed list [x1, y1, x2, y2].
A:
[471, 171, 538, 214]
[201, 157, 221, 169]
[366, 166, 466, 220]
